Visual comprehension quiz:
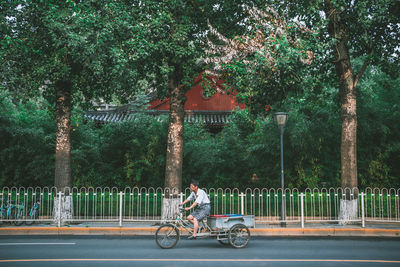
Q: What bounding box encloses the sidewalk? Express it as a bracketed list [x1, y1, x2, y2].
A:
[1, 221, 399, 237]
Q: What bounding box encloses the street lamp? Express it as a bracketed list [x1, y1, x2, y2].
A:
[274, 112, 288, 226]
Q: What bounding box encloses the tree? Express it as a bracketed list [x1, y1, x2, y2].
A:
[129, 0, 206, 219]
[321, 0, 399, 222]
[2, 1, 142, 185]
[128, 0, 249, 218]
[205, 1, 399, 222]
[284, 0, 400, 222]
[1, 1, 141, 223]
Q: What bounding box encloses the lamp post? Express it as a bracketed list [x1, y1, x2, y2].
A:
[274, 112, 288, 227]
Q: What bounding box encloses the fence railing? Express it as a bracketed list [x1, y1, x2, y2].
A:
[0, 187, 399, 227]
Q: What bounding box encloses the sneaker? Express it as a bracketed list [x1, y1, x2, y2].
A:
[188, 235, 197, 240]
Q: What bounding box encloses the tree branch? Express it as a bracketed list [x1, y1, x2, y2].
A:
[353, 57, 370, 88]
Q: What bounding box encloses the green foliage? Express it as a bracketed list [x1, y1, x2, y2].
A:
[205, 4, 326, 115]
[1, 0, 398, 190]
[1, 1, 143, 105]
[183, 64, 400, 190]
[1, 65, 399, 190]
[183, 113, 256, 189]
[204, 0, 399, 190]
[71, 113, 169, 188]
[267, 0, 400, 67]
[0, 91, 54, 187]
[357, 66, 400, 188]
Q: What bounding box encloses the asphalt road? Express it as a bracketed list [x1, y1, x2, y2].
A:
[1, 236, 400, 266]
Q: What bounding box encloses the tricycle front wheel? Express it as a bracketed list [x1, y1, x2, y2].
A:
[228, 224, 250, 248]
[218, 239, 230, 246]
[155, 224, 180, 249]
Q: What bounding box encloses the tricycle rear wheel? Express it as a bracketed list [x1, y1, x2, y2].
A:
[155, 224, 180, 249]
[228, 224, 250, 248]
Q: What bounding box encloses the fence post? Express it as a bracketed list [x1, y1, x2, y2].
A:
[119, 191, 123, 227]
[58, 191, 62, 228]
[240, 192, 244, 215]
[180, 192, 183, 204]
[361, 192, 365, 228]
[301, 193, 304, 228]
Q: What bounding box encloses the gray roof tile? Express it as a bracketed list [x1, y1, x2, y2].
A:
[85, 110, 232, 125]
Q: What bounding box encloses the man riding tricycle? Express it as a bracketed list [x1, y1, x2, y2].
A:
[155, 180, 254, 249]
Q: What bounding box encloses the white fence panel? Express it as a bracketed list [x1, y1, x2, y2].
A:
[1, 187, 399, 226]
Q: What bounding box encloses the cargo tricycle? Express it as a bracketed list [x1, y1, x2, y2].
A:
[155, 207, 254, 249]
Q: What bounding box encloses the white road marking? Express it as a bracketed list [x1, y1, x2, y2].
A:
[0, 243, 76, 245]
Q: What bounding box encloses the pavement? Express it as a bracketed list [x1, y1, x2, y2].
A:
[1, 221, 399, 237]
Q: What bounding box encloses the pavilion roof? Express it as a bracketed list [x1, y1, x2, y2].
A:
[85, 109, 233, 125]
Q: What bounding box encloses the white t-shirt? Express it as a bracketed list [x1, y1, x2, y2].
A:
[187, 188, 210, 205]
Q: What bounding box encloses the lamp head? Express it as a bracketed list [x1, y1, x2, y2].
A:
[274, 112, 289, 128]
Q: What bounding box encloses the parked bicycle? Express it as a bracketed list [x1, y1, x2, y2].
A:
[26, 201, 40, 225]
[9, 201, 24, 226]
[0, 198, 8, 225]
[0, 199, 26, 226]
[4, 200, 15, 224]
[155, 206, 254, 249]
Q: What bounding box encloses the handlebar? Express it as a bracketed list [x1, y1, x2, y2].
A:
[178, 207, 186, 213]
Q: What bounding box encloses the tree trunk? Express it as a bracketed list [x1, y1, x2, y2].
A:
[53, 80, 73, 225]
[162, 72, 186, 221]
[325, 1, 358, 224]
[54, 80, 72, 190]
[53, 194, 73, 226]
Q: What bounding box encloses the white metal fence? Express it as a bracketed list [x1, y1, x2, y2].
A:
[0, 187, 399, 227]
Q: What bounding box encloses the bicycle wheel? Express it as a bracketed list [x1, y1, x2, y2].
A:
[14, 209, 23, 226]
[14, 216, 23, 226]
[25, 211, 38, 225]
[228, 224, 250, 248]
[155, 224, 180, 249]
[217, 232, 230, 245]
[8, 208, 16, 224]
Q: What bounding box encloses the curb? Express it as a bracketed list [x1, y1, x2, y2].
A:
[250, 228, 400, 237]
[1, 227, 399, 237]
